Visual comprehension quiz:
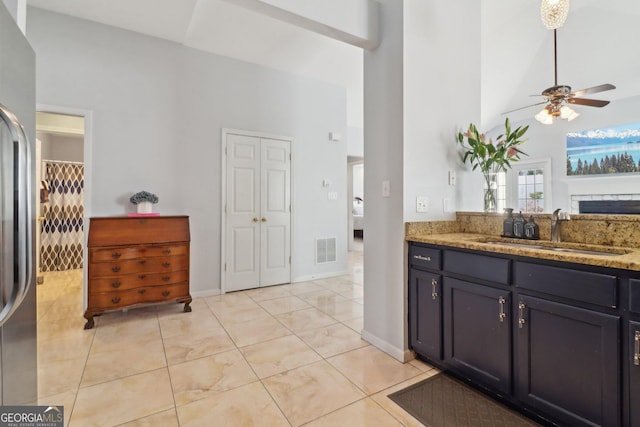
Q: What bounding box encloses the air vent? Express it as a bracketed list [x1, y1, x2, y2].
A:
[316, 238, 337, 264]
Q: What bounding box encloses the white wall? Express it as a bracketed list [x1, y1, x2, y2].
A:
[27, 7, 349, 295]
[37, 133, 84, 163]
[403, 0, 481, 222]
[362, 0, 406, 360]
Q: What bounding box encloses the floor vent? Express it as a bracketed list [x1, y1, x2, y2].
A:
[316, 238, 337, 263]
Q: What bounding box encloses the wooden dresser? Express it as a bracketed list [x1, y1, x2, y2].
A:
[84, 216, 192, 329]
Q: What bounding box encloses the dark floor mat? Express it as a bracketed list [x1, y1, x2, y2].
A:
[388, 373, 541, 427]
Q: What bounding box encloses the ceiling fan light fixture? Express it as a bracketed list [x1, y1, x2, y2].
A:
[560, 105, 580, 121]
[535, 108, 554, 125]
[540, 0, 570, 30]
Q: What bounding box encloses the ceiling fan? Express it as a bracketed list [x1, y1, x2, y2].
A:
[506, 29, 615, 124]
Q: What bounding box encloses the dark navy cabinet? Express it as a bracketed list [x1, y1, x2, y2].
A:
[408, 269, 442, 361]
[408, 244, 442, 362]
[631, 321, 640, 427]
[443, 277, 511, 394]
[515, 294, 620, 427]
[408, 241, 633, 427]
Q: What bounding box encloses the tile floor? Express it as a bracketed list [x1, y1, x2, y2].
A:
[36, 242, 438, 426]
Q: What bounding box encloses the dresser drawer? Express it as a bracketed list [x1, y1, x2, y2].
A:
[88, 283, 189, 309]
[90, 244, 187, 263]
[515, 262, 617, 308]
[89, 270, 189, 292]
[89, 255, 188, 277]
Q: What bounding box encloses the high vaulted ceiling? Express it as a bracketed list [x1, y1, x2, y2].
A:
[25, 0, 640, 130]
[26, 0, 364, 126]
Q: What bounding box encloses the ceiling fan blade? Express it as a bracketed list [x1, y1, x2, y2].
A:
[571, 84, 616, 97]
[502, 101, 548, 114]
[568, 98, 610, 107]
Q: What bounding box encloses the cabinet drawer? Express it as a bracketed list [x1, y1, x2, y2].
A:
[409, 245, 441, 270]
[91, 244, 187, 263]
[89, 270, 188, 292]
[88, 283, 189, 309]
[443, 250, 511, 285]
[515, 262, 617, 308]
[630, 279, 640, 314]
[89, 255, 188, 277]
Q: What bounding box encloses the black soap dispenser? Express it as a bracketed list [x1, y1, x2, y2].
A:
[513, 211, 526, 238]
[524, 216, 540, 240]
[502, 208, 514, 237]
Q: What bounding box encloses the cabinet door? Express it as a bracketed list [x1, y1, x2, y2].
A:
[631, 321, 640, 427]
[443, 277, 511, 394]
[515, 295, 620, 427]
[409, 269, 441, 361]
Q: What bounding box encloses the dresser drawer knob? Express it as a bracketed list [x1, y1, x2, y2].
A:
[112, 252, 122, 259]
[162, 290, 170, 297]
[138, 289, 146, 294]
[111, 281, 121, 288]
[162, 262, 171, 268]
[112, 266, 121, 273]
[163, 249, 171, 255]
[138, 260, 146, 265]
[111, 297, 121, 304]
[162, 276, 171, 282]
[138, 274, 147, 279]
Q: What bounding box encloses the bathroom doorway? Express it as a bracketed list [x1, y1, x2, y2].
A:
[35, 112, 85, 281]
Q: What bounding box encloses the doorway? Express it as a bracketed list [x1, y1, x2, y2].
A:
[36, 112, 85, 275]
[221, 129, 292, 293]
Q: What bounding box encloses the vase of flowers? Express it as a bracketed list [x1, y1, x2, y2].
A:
[130, 191, 159, 214]
[457, 118, 529, 212]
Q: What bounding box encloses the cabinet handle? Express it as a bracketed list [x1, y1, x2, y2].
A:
[138, 274, 146, 279]
[111, 297, 121, 304]
[163, 249, 171, 255]
[162, 290, 170, 297]
[518, 302, 526, 329]
[498, 297, 506, 322]
[431, 278, 438, 300]
[111, 281, 121, 289]
[162, 276, 171, 282]
[138, 289, 146, 294]
[635, 331, 640, 366]
[112, 252, 121, 259]
[162, 262, 171, 267]
[111, 266, 121, 273]
[413, 255, 431, 262]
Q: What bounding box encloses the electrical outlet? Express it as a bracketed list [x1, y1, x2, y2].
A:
[416, 196, 429, 213]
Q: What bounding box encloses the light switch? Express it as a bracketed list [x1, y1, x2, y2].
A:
[448, 171, 456, 186]
[416, 196, 429, 213]
[382, 180, 390, 197]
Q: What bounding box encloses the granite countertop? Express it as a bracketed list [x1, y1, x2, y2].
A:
[407, 232, 640, 272]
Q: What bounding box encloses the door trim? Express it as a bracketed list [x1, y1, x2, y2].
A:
[220, 128, 294, 294]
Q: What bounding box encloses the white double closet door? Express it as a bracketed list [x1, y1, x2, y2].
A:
[225, 132, 291, 292]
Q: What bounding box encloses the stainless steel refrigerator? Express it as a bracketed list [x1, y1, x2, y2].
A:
[0, 2, 38, 405]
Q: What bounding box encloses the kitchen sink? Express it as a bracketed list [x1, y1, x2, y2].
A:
[479, 239, 629, 256]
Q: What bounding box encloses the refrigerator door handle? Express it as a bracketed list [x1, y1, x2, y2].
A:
[0, 103, 33, 327]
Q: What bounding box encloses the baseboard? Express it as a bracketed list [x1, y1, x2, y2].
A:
[361, 329, 413, 363]
[191, 289, 221, 298]
[292, 269, 350, 283]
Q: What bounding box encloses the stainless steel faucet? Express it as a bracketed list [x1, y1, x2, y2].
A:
[551, 208, 570, 242]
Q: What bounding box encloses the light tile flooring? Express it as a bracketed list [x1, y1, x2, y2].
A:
[36, 245, 437, 426]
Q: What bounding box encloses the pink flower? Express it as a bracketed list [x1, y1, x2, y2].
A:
[507, 147, 518, 157]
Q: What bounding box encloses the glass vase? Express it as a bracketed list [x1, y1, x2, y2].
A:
[483, 171, 498, 213]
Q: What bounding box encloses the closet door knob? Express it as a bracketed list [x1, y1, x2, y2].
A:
[261, 217, 267, 222]
[253, 217, 259, 223]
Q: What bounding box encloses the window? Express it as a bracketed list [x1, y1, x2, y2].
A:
[506, 159, 552, 213]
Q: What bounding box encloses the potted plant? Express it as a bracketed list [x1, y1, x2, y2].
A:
[130, 190, 159, 214]
[457, 118, 529, 212]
